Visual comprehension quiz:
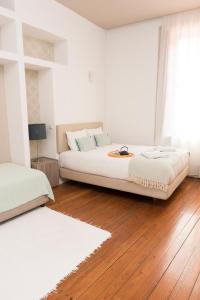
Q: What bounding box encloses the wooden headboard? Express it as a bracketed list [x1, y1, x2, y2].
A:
[56, 122, 103, 153]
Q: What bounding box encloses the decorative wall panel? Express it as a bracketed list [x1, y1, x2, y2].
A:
[23, 35, 54, 61]
[25, 69, 40, 158]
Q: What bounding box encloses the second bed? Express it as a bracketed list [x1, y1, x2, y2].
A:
[57, 122, 189, 200]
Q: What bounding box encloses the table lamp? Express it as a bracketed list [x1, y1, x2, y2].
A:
[28, 123, 47, 162]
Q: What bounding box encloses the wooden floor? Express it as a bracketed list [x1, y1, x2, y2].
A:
[47, 178, 200, 300]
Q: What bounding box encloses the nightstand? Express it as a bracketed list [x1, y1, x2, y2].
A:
[31, 157, 59, 187]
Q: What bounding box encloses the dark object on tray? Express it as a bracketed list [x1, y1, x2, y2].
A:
[119, 146, 129, 156]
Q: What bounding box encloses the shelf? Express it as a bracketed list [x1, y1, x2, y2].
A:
[24, 55, 67, 71]
[0, 50, 18, 64]
[25, 64, 55, 160]
[23, 23, 63, 43]
[24, 56, 54, 70]
[22, 23, 67, 66]
[0, 5, 15, 19]
[0, 12, 14, 25]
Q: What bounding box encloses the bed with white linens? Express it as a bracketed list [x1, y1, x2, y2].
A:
[57, 122, 189, 200]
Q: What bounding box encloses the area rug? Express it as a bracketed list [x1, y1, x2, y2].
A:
[0, 207, 111, 300]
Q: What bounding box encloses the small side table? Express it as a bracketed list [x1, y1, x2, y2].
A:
[31, 157, 59, 187]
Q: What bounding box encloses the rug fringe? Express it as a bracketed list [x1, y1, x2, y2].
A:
[41, 209, 112, 300]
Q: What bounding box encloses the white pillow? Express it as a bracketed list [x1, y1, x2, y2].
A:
[86, 127, 103, 146]
[66, 129, 87, 151]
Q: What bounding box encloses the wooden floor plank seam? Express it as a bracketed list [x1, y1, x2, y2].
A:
[108, 210, 200, 300]
[93, 185, 200, 300]
[189, 270, 200, 299]
[102, 184, 200, 298]
[168, 246, 200, 300]
[147, 212, 200, 299]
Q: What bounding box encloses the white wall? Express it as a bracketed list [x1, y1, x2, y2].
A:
[0, 66, 10, 162]
[106, 19, 161, 145]
[4, 62, 30, 166]
[15, 0, 106, 126]
[0, 0, 163, 165]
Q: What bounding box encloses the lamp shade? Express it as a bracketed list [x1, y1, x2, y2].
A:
[28, 123, 47, 140]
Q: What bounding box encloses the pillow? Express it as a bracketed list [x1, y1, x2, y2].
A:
[94, 133, 111, 147]
[66, 129, 87, 151]
[76, 136, 96, 152]
[86, 127, 103, 146]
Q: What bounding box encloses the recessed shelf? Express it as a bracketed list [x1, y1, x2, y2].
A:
[0, 50, 18, 64]
[24, 55, 67, 71]
[24, 55, 54, 70]
[22, 23, 67, 66]
[0, 13, 13, 25]
[25, 66, 56, 160]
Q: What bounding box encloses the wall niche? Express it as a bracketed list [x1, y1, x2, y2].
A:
[25, 66, 56, 160]
[23, 23, 67, 65]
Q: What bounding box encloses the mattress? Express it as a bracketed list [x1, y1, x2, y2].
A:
[59, 144, 189, 183]
[0, 163, 54, 214]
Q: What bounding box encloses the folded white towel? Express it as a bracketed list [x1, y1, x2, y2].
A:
[155, 146, 176, 152]
[141, 151, 169, 159]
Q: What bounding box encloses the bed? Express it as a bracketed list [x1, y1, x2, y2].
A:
[0, 163, 54, 223]
[56, 122, 189, 200]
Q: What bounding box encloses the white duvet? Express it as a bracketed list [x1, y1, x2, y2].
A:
[59, 144, 189, 184]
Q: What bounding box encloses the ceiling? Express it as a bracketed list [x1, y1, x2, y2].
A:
[56, 0, 200, 29]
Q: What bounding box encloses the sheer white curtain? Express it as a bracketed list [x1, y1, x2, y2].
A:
[156, 10, 200, 177]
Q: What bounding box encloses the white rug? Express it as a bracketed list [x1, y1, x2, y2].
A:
[0, 207, 111, 300]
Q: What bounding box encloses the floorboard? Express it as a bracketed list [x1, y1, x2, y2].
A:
[46, 178, 200, 300]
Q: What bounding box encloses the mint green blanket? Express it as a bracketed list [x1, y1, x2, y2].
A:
[0, 163, 54, 213]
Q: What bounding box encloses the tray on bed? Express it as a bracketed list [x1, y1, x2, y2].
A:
[107, 151, 134, 158]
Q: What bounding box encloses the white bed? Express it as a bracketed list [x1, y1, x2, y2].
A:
[60, 144, 188, 182]
[57, 122, 189, 200]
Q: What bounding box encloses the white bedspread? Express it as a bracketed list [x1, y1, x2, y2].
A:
[59, 144, 189, 184]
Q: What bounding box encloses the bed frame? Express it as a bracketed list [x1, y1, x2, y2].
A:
[0, 196, 49, 223]
[56, 122, 189, 200]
